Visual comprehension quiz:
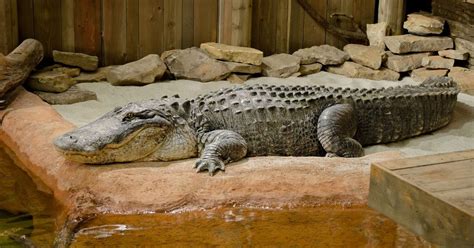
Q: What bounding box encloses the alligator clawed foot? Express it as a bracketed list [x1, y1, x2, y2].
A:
[194, 158, 225, 176]
[325, 152, 339, 158]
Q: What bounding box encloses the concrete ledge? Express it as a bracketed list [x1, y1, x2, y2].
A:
[0, 88, 400, 216]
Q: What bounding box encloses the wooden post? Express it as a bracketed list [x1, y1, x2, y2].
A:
[0, 0, 19, 55]
[219, 0, 252, 47]
[378, 0, 406, 35]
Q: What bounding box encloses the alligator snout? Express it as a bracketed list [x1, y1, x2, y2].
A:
[54, 133, 97, 153]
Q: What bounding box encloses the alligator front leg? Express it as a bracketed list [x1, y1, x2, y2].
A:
[195, 130, 248, 176]
[317, 104, 364, 157]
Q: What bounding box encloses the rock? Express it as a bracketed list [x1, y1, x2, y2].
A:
[421, 56, 455, 69]
[223, 61, 261, 74]
[163, 47, 231, 82]
[226, 73, 250, 84]
[200, 42, 263, 65]
[293, 45, 349, 65]
[262, 54, 301, 78]
[52, 67, 81, 77]
[26, 71, 76, 93]
[367, 22, 388, 50]
[343, 44, 385, 70]
[384, 35, 453, 54]
[455, 38, 474, 59]
[327, 61, 400, 81]
[410, 68, 448, 82]
[34, 86, 97, 105]
[52, 50, 99, 71]
[107, 54, 167, 86]
[74, 66, 115, 83]
[448, 67, 474, 95]
[299, 63, 322, 76]
[403, 13, 445, 35]
[385, 52, 431, 72]
[438, 50, 469, 60]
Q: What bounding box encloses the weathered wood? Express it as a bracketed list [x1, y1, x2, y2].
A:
[164, 0, 183, 50]
[275, 0, 289, 53]
[181, 0, 194, 48]
[193, 0, 218, 46]
[0, 0, 19, 55]
[433, 0, 474, 42]
[102, 0, 127, 65]
[126, 0, 139, 62]
[302, 0, 326, 48]
[74, 0, 101, 57]
[61, 0, 75, 52]
[33, 0, 61, 59]
[232, 0, 252, 47]
[378, 0, 405, 35]
[289, 0, 304, 53]
[17, 0, 34, 41]
[139, 0, 164, 57]
[0, 39, 43, 99]
[218, 0, 233, 44]
[368, 150, 474, 248]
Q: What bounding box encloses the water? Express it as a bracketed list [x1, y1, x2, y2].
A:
[0, 142, 432, 247]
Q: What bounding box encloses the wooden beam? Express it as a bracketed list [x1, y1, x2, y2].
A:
[0, 39, 43, 99]
[378, 0, 405, 35]
[0, 0, 19, 54]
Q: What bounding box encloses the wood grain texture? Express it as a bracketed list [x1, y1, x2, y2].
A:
[326, 0, 352, 48]
[232, 0, 252, 46]
[289, 0, 304, 53]
[164, 0, 183, 51]
[74, 0, 101, 57]
[139, 0, 164, 57]
[218, 0, 232, 44]
[17, 0, 34, 42]
[193, 0, 218, 46]
[126, 0, 139, 61]
[61, 0, 75, 52]
[275, 0, 289, 53]
[378, 0, 405, 35]
[302, 0, 326, 48]
[369, 150, 474, 247]
[34, 0, 62, 59]
[182, 0, 194, 48]
[103, 0, 127, 65]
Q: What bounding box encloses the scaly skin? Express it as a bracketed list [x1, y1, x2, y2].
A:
[54, 77, 459, 175]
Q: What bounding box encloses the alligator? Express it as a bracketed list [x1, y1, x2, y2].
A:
[54, 77, 459, 175]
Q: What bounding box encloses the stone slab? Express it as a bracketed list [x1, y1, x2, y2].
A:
[73, 66, 115, 83]
[107, 54, 167, 86]
[200, 42, 263, 66]
[52, 50, 99, 71]
[384, 35, 453, 54]
[34, 85, 97, 105]
[438, 50, 469, 60]
[367, 22, 388, 50]
[343, 44, 385, 70]
[262, 53, 301, 78]
[410, 68, 448, 82]
[385, 52, 431, 72]
[327, 62, 400, 81]
[223, 61, 261, 74]
[293, 45, 349, 65]
[448, 67, 474, 95]
[299, 63, 322, 76]
[421, 56, 455, 69]
[403, 13, 445, 35]
[26, 71, 76, 93]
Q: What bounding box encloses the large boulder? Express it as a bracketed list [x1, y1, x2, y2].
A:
[384, 35, 453, 54]
[385, 52, 431, 72]
[410, 68, 448, 82]
[293, 45, 349, 65]
[366, 22, 388, 50]
[343, 44, 385, 70]
[163, 47, 231, 82]
[34, 85, 97, 105]
[26, 71, 76, 93]
[52, 50, 99, 71]
[107, 55, 166, 86]
[421, 56, 454, 69]
[200, 42, 263, 65]
[403, 13, 445, 35]
[327, 62, 400, 81]
[262, 54, 301, 78]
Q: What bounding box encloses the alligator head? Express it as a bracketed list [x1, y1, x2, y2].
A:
[54, 99, 197, 164]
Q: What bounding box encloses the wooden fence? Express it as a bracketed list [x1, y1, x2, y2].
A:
[0, 0, 376, 66]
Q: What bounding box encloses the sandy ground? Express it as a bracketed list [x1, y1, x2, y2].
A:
[53, 72, 474, 157]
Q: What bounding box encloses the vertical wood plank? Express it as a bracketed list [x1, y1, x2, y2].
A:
[251, 0, 262, 51]
[231, 0, 252, 47]
[139, 0, 164, 57]
[378, 0, 405, 35]
[126, 0, 139, 61]
[0, 0, 18, 54]
[353, 0, 375, 28]
[164, 0, 183, 50]
[219, 0, 233, 45]
[182, 0, 194, 48]
[326, 0, 352, 48]
[17, 0, 35, 41]
[9, 0, 18, 49]
[257, 0, 277, 55]
[61, 0, 75, 52]
[74, 0, 101, 56]
[34, 0, 62, 58]
[275, 0, 289, 53]
[103, 0, 127, 65]
[289, 0, 304, 53]
[193, 0, 218, 46]
[302, 0, 326, 48]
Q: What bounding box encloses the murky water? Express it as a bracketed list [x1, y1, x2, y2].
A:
[0, 142, 432, 247]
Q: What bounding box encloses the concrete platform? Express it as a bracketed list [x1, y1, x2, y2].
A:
[369, 150, 474, 247]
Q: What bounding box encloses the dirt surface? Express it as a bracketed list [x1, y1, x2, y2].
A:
[0, 88, 400, 216]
